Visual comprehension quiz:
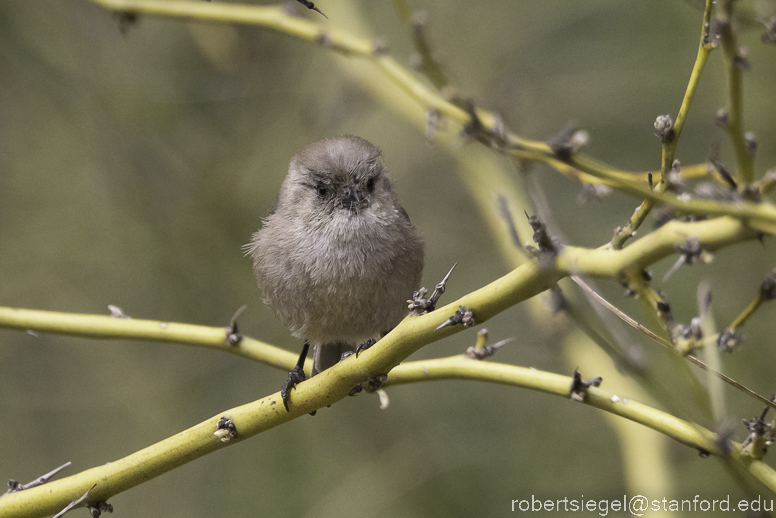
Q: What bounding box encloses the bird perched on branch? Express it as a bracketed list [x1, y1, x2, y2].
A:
[247, 136, 424, 410]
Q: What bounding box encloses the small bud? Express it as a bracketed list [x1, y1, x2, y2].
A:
[716, 108, 728, 127]
[744, 132, 758, 156]
[678, 238, 711, 266]
[214, 417, 238, 442]
[703, 21, 721, 48]
[411, 10, 428, 34]
[425, 109, 443, 142]
[761, 270, 776, 301]
[654, 115, 675, 143]
[436, 305, 476, 330]
[741, 409, 771, 460]
[115, 11, 140, 35]
[372, 37, 389, 56]
[762, 16, 776, 45]
[569, 130, 590, 151]
[717, 329, 744, 352]
[577, 183, 612, 203]
[314, 32, 332, 47]
[734, 47, 751, 71]
[547, 123, 588, 160]
[666, 160, 682, 186]
[694, 182, 718, 199]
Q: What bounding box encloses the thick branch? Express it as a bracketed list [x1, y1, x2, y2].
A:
[0, 212, 765, 515]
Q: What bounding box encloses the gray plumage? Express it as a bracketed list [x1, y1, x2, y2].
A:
[247, 136, 424, 375]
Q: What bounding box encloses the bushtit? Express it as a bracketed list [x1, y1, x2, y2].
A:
[247, 136, 424, 410]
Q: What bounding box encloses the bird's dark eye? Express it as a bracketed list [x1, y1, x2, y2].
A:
[316, 185, 328, 198]
[366, 177, 375, 193]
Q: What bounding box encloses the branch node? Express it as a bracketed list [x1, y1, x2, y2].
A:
[524, 213, 561, 267]
[662, 238, 713, 282]
[466, 328, 514, 360]
[733, 46, 751, 71]
[411, 10, 427, 34]
[409, 263, 457, 315]
[741, 406, 772, 460]
[225, 305, 247, 346]
[107, 305, 131, 319]
[569, 367, 602, 402]
[577, 183, 613, 203]
[88, 501, 114, 518]
[114, 11, 140, 36]
[703, 20, 721, 49]
[715, 107, 729, 127]
[762, 16, 776, 44]
[349, 374, 388, 397]
[314, 31, 332, 48]
[715, 421, 735, 458]
[436, 305, 475, 331]
[425, 109, 444, 142]
[214, 417, 238, 443]
[457, 100, 509, 149]
[717, 328, 744, 352]
[547, 122, 589, 160]
[761, 269, 776, 301]
[656, 299, 674, 326]
[744, 131, 758, 157]
[364, 374, 388, 393]
[372, 36, 389, 56]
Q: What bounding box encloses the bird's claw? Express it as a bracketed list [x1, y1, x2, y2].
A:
[281, 365, 307, 411]
[355, 338, 377, 357]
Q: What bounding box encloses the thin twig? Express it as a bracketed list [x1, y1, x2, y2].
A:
[571, 276, 776, 411]
[717, 0, 755, 182]
[611, 0, 716, 249]
[84, 0, 776, 235]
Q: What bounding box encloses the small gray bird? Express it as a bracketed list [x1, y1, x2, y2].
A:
[247, 136, 424, 410]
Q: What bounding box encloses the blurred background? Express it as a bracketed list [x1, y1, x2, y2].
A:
[1, 0, 776, 516]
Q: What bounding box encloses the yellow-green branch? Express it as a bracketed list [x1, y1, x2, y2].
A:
[86, 0, 776, 235]
[4, 2, 769, 514]
[0, 212, 765, 515]
[569, 155, 776, 236]
[717, 0, 755, 183]
[2, 347, 774, 518]
[611, 0, 715, 249]
[0, 307, 299, 370]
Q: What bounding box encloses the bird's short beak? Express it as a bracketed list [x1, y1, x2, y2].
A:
[342, 186, 363, 209]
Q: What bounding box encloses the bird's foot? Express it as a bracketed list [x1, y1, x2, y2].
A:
[355, 338, 377, 357]
[282, 341, 313, 413]
[281, 366, 307, 412]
